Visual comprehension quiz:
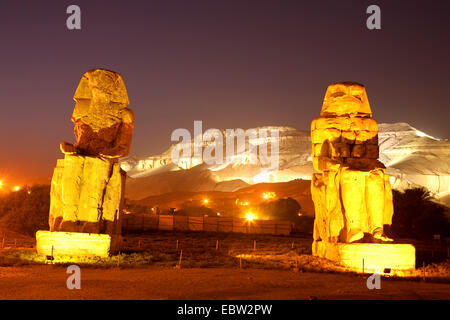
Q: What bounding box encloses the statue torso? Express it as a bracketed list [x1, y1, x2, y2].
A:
[74, 120, 121, 156]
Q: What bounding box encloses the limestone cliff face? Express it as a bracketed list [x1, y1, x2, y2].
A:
[378, 123, 450, 200]
[121, 123, 450, 204]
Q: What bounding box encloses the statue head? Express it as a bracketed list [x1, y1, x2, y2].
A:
[321, 82, 372, 117]
[72, 69, 130, 131]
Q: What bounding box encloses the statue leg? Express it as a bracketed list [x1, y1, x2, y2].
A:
[366, 170, 384, 234]
[102, 163, 123, 235]
[49, 160, 64, 231]
[311, 173, 326, 241]
[60, 155, 85, 232]
[324, 171, 344, 242]
[78, 157, 113, 233]
[340, 168, 365, 242]
[367, 170, 393, 242]
[383, 174, 394, 226]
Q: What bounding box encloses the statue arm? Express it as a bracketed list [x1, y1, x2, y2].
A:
[60, 141, 77, 155]
[312, 119, 343, 171]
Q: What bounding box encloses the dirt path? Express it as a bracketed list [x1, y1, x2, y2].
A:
[0, 266, 449, 300]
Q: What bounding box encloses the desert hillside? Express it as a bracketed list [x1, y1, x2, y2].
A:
[122, 123, 449, 206]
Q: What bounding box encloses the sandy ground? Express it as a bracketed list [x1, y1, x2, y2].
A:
[0, 266, 449, 300]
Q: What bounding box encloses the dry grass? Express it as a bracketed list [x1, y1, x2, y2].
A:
[0, 230, 449, 283]
[119, 231, 312, 268]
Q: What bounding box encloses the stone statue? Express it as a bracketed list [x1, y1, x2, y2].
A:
[311, 82, 393, 243]
[49, 69, 134, 235]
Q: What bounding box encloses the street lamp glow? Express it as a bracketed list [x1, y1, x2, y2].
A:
[12, 186, 21, 192]
[246, 212, 255, 221]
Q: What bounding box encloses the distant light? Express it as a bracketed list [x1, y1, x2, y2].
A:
[262, 192, 276, 200]
[0, 180, 3, 189]
[246, 212, 256, 221]
[12, 186, 21, 192]
[203, 199, 209, 204]
[217, 212, 221, 216]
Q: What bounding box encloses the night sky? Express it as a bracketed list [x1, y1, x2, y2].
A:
[0, 0, 449, 185]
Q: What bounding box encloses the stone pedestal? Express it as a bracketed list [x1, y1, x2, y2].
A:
[312, 241, 415, 276]
[36, 230, 121, 258]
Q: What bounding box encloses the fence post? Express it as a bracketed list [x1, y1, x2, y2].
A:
[178, 250, 183, 269]
[422, 262, 426, 281]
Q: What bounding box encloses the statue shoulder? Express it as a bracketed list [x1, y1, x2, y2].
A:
[122, 108, 135, 124]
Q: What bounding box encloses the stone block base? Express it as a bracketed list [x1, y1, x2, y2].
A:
[36, 231, 121, 258]
[312, 241, 415, 276]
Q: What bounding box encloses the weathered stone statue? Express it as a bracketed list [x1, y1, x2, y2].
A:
[48, 69, 134, 236]
[311, 82, 393, 244]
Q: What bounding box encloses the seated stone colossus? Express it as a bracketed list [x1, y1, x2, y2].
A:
[311, 82, 393, 244]
[49, 69, 134, 235]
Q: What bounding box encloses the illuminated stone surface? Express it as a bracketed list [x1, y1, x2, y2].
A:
[38, 69, 133, 257]
[36, 230, 120, 257]
[48, 158, 126, 235]
[48, 69, 134, 235]
[311, 82, 415, 275]
[311, 83, 394, 243]
[312, 241, 415, 276]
